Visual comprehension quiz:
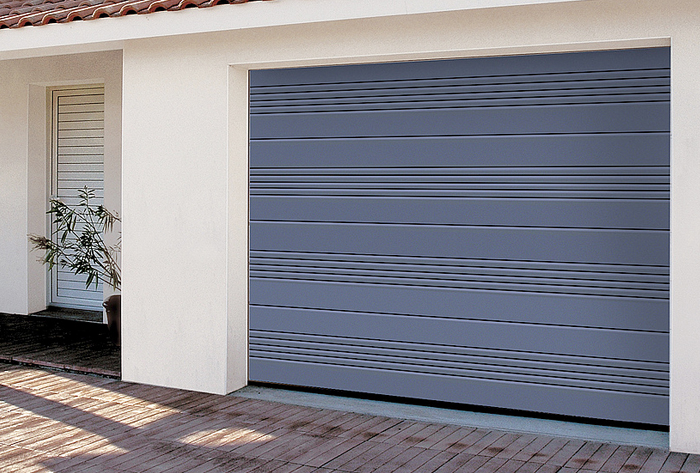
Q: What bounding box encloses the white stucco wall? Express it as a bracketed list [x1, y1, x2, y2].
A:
[0, 51, 122, 315]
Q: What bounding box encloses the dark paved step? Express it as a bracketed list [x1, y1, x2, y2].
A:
[32, 307, 103, 324]
[0, 312, 120, 378]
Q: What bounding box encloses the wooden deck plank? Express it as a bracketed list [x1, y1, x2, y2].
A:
[410, 424, 463, 450]
[303, 437, 365, 468]
[547, 439, 587, 466]
[659, 452, 690, 473]
[347, 442, 409, 473]
[371, 445, 430, 473]
[622, 447, 657, 473]
[432, 451, 479, 473]
[563, 441, 604, 469]
[372, 420, 430, 445]
[480, 432, 524, 457]
[640, 449, 673, 473]
[329, 440, 395, 471]
[321, 439, 378, 469]
[680, 454, 700, 473]
[601, 444, 636, 472]
[428, 426, 478, 452]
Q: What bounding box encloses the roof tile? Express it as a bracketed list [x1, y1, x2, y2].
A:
[0, 0, 265, 29]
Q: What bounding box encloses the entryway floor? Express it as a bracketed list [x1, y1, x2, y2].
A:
[0, 312, 120, 378]
[0, 365, 696, 473]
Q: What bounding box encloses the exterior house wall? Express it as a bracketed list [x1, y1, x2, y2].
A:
[0, 51, 122, 316]
[1, 0, 699, 455]
[120, 0, 700, 453]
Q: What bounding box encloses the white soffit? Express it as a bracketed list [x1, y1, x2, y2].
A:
[0, 0, 586, 60]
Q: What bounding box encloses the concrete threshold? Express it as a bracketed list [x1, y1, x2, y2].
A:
[232, 385, 669, 450]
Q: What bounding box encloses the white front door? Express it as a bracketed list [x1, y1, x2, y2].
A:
[49, 86, 105, 311]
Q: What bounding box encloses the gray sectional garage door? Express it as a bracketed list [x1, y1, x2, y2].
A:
[248, 48, 670, 425]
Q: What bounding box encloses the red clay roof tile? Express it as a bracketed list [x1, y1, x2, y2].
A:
[0, 0, 265, 29]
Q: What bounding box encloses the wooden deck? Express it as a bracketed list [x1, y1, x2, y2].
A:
[0, 364, 696, 473]
[0, 312, 696, 472]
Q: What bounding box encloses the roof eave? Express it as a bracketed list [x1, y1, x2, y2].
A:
[0, 0, 587, 61]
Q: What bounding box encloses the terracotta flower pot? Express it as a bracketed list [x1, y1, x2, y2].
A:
[103, 294, 121, 346]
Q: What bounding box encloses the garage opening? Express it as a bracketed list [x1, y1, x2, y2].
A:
[248, 48, 670, 426]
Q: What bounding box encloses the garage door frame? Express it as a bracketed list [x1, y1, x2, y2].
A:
[247, 46, 672, 426]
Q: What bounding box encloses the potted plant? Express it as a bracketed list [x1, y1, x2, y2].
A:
[29, 187, 121, 345]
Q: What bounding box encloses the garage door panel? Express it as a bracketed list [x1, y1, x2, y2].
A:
[250, 347, 667, 396]
[250, 133, 670, 168]
[250, 330, 668, 380]
[251, 198, 669, 230]
[251, 222, 668, 267]
[251, 264, 668, 299]
[250, 135, 669, 168]
[252, 93, 670, 114]
[252, 167, 669, 186]
[248, 359, 668, 425]
[249, 47, 669, 86]
[250, 103, 669, 139]
[252, 72, 669, 106]
[252, 274, 667, 300]
[250, 280, 668, 332]
[252, 77, 669, 104]
[250, 306, 667, 362]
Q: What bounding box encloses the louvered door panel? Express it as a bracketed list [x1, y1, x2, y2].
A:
[249, 48, 670, 425]
[50, 87, 105, 311]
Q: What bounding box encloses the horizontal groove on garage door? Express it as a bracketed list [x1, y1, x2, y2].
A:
[249, 331, 668, 394]
[249, 48, 670, 425]
[250, 71, 670, 113]
[250, 166, 669, 199]
[250, 251, 668, 299]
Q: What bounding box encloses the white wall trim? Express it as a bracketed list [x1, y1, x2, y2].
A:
[0, 0, 587, 60]
[231, 37, 672, 71]
[226, 64, 250, 393]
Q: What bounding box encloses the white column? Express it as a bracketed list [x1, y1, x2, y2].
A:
[121, 39, 232, 394]
[669, 29, 700, 455]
